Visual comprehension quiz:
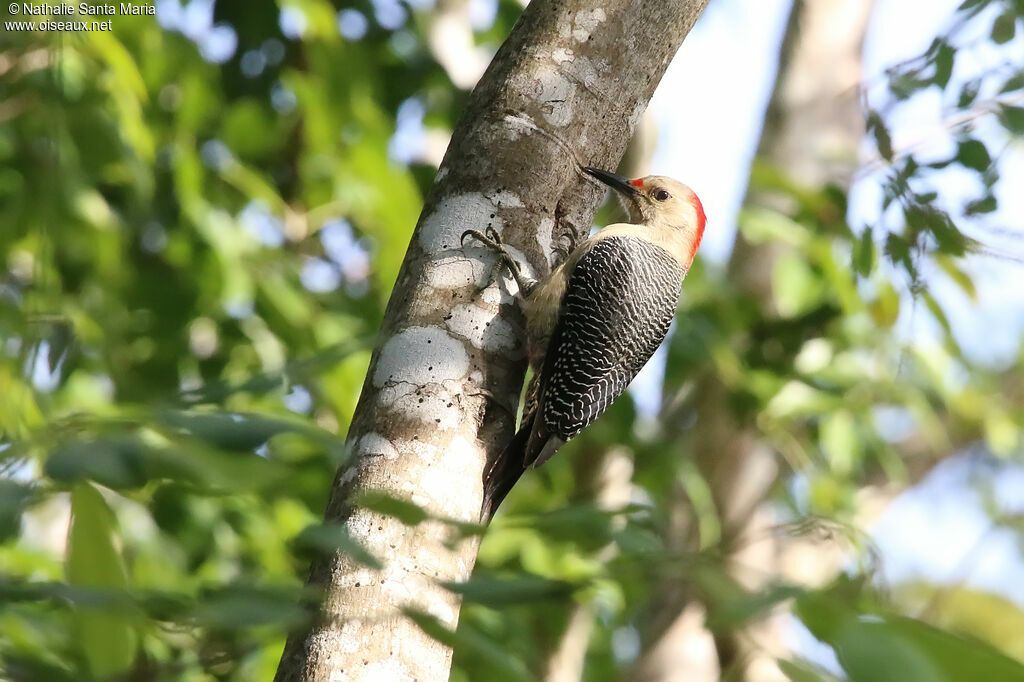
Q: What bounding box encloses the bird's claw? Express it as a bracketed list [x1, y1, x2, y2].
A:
[460, 226, 504, 247]
[460, 228, 521, 274]
[461, 229, 491, 248]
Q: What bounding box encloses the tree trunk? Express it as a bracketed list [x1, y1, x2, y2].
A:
[273, 2, 710, 680]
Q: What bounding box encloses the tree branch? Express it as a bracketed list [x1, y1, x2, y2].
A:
[274, 2, 709, 680]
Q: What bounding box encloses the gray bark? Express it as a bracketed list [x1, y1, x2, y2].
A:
[273, 2, 709, 681]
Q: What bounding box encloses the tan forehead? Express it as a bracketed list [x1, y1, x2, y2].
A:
[635, 175, 696, 198]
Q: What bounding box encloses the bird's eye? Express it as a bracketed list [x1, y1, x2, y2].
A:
[653, 189, 671, 202]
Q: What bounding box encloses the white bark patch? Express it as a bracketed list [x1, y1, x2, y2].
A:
[377, 381, 418, 407]
[374, 327, 469, 389]
[486, 190, 524, 208]
[552, 47, 575, 64]
[628, 99, 646, 130]
[418, 193, 501, 255]
[536, 217, 555, 265]
[345, 508, 386, 548]
[419, 192, 523, 257]
[425, 597, 457, 626]
[527, 64, 576, 127]
[334, 567, 376, 590]
[336, 466, 358, 488]
[444, 303, 518, 351]
[480, 280, 513, 305]
[415, 435, 483, 521]
[562, 53, 600, 89]
[337, 622, 362, 654]
[389, 387, 463, 430]
[422, 255, 489, 291]
[380, 563, 418, 603]
[502, 112, 539, 142]
[357, 432, 399, 461]
[390, 437, 442, 465]
[559, 8, 606, 42]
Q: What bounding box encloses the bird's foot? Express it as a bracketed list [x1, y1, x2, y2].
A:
[461, 227, 538, 298]
[461, 227, 522, 275]
[552, 225, 581, 262]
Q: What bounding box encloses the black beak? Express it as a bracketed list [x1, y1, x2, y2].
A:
[583, 167, 640, 196]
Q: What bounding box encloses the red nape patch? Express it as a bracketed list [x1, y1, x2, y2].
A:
[688, 192, 707, 263]
[629, 178, 644, 188]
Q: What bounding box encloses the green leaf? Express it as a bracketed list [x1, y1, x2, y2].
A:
[220, 98, 279, 160]
[905, 206, 966, 256]
[510, 503, 615, 546]
[766, 381, 839, 419]
[853, 229, 875, 276]
[923, 290, 954, 339]
[47, 438, 150, 489]
[705, 583, 805, 629]
[933, 44, 955, 88]
[356, 490, 429, 526]
[441, 575, 574, 606]
[404, 608, 535, 681]
[998, 105, 1024, 134]
[957, 139, 991, 172]
[958, 79, 981, 108]
[67, 483, 136, 678]
[837, 618, 949, 682]
[965, 195, 997, 215]
[191, 585, 308, 629]
[1000, 72, 1024, 94]
[46, 434, 283, 492]
[821, 410, 859, 476]
[935, 255, 978, 301]
[772, 252, 824, 318]
[930, 218, 967, 256]
[848, 617, 1024, 682]
[868, 112, 894, 161]
[870, 281, 901, 327]
[292, 522, 383, 569]
[798, 592, 1024, 682]
[157, 410, 307, 451]
[992, 11, 1017, 44]
[885, 233, 912, 270]
[779, 658, 844, 682]
[0, 480, 34, 542]
[889, 72, 926, 101]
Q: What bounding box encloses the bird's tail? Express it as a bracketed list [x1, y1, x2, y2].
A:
[481, 412, 534, 520]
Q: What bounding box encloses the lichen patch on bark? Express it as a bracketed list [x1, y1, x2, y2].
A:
[444, 303, 519, 352]
[373, 327, 470, 389]
[357, 433, 399, 460]
[559, 8, 607, 43]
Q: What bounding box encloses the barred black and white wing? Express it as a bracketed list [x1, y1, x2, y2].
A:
[525, 235, 685, 466]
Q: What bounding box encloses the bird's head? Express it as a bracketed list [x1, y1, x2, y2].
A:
[584, 167, 706, 264]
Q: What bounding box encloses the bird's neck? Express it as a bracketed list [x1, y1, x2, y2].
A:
[596, 221, 700, 270]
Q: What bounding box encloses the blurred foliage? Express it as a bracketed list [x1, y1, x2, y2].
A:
[1, 1, 1024, 681]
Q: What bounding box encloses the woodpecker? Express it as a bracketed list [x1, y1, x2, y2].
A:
[463, 167, 706, 508]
